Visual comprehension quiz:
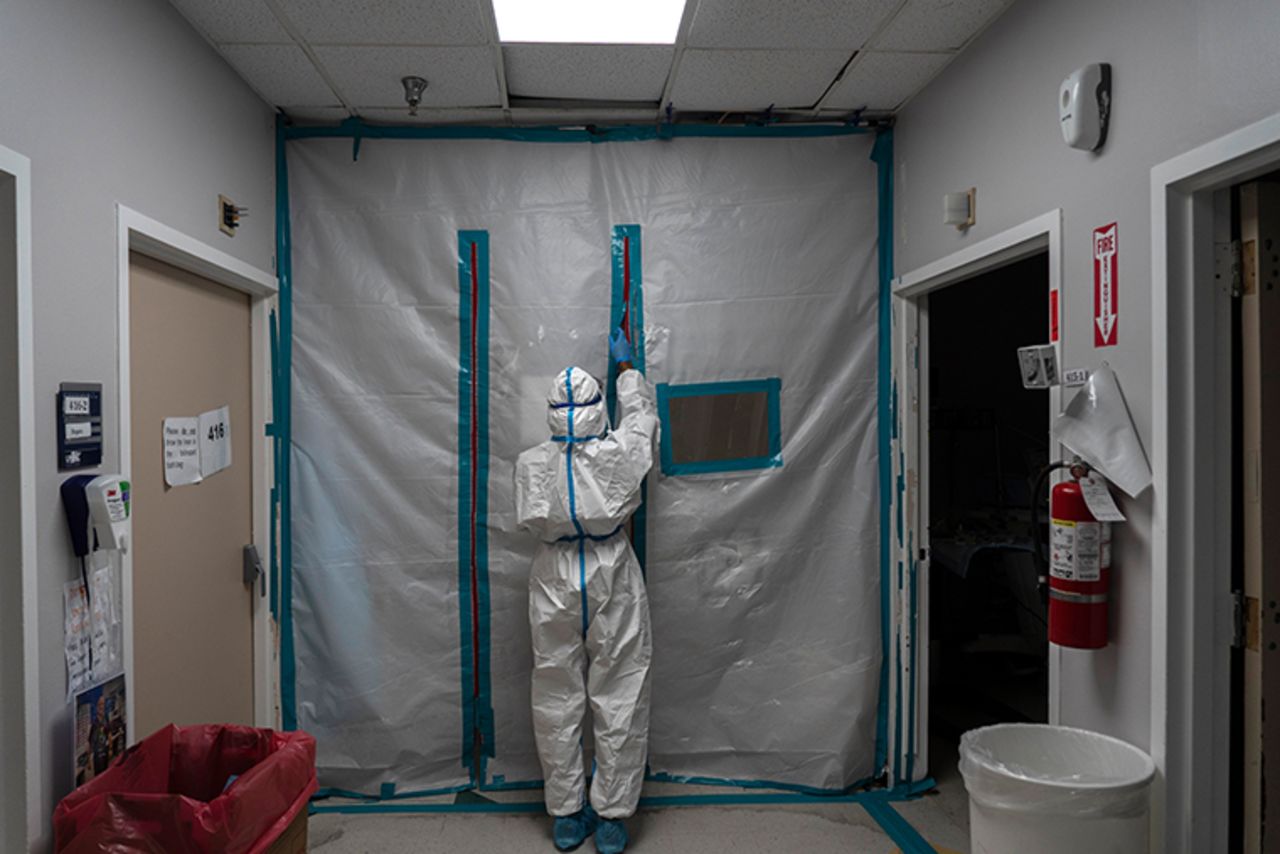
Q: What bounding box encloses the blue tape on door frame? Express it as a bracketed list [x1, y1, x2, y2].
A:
[871, 128, 894, 775]
[276, 114, 298, 731]
[654, 378, 783, 476]
[457, 230, 495, 779]
[267, 308, 280, 622]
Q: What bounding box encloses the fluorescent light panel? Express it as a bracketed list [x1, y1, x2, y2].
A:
[491, 0, 686, 44]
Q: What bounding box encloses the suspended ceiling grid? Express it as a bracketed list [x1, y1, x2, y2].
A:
[168, 0, 1016, 125]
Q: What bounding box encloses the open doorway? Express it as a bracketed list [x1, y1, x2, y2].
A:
[925, 252, 1051, 794]
[1229, 174, 1280, 854]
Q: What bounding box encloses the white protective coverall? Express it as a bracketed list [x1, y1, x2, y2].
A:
[515, 366, 659, 818]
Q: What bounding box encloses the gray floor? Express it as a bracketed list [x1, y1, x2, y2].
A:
[309, 764, 971, 854]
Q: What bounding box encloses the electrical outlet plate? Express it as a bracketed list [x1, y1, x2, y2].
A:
[218, 194, 236, 237]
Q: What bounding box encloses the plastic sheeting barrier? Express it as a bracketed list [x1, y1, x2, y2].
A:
[286, 134, 883, 795]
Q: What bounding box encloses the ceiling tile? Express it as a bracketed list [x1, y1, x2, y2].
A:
[358, 107, 508, 125]
[686, 0, 901, 50]
[668, 49, 850, 112]
[218, 44, 339, 106]
[272, 0, 491, 45]
[284, 106, 352, 123]
[823, 50, 954, 110]
[503, 45, 672, 102]
[314, 46, 502, 108]
[167, 0, 291, 44]
[874, 0, 1013, 52]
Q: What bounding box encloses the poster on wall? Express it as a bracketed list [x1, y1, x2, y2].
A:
[1094, 222, 1118, 347]
[73, 674, 127, 787]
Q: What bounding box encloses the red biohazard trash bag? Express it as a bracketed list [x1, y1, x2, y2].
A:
[53, 724, 318, 854]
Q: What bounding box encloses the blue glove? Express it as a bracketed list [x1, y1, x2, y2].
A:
[609, 327, 633, 364]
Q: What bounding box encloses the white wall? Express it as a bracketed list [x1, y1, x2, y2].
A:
[0, 170, 23, 853]
[896, 0, 1280, 750]
[0, 1, 274, 849]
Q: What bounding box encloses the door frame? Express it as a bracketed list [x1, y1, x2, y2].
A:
[1149, 111, 1280, 854]
[1, 143, 40, 850]
[890, 209, 1064, 783]
[115, 205, 278, 737]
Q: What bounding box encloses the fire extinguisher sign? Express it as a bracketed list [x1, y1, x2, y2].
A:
[1093, 222, 1118, 347]
[1051, 519, 1103, 582]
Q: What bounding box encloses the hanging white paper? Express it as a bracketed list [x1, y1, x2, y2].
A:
[199, 405, 232, 477]
[163, 417, 202, 487]
[1051, 364, 1152, 497]
[64, 580, 91, 699]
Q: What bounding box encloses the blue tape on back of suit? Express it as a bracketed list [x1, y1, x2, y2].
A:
[871, 129, 894, 777]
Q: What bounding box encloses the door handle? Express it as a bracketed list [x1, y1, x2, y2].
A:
[243, 544, 265, 597]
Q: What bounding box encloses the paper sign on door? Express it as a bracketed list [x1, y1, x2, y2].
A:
[163, 417, 202, 487]
[198, 405, 232, 477]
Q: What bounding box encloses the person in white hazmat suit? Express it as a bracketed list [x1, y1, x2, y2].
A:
[514, 329, 658, 854]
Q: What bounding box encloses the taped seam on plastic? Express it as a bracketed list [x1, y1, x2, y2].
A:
[871, 127, 894, 775]
[275, 114, 298, 732]
[457, 230, 495, 777]
[308, 778, 938, 815]
[608, 225, 648, 573]
[644, 769, 881, 798]
[654, 378, 783, 476]
[284, 117, 874, 145]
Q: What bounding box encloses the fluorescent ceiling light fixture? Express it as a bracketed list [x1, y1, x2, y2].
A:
[491, 0, 686, 44]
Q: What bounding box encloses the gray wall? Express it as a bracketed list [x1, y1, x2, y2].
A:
[896, 0, 1280, 750]
[0, 1, 274, 849]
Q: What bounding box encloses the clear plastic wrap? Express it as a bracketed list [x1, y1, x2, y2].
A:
[288, 134, 882, 794]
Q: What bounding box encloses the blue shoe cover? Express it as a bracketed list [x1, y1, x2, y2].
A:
[594, 818, 629, 854]
[553, 805, 598, 851]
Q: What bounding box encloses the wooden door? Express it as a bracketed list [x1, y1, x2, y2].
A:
[129, 252, 254, 737]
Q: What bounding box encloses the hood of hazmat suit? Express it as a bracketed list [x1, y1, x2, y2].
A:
[515, 366, 659, 822]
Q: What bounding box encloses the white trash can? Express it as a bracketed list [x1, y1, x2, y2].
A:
[959, 724, 1155, 854]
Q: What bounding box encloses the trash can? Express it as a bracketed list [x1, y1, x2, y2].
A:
[54, 723, 318, 854]
[959, 723, 1155, 854]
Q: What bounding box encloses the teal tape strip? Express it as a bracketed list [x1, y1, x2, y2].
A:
[285, 118, 873, 145]
[654, 378, 783, 476]
[309, 778, 937, 815]
[457, 231, 495, 777]
[276, 114, 298, 731]
[863, 800, 938, 854]
[608, 225, 648, 572]
[645, 768, 875, 798]
[871, 128, 894, 774]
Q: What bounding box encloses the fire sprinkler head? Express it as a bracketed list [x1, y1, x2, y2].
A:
[402, 76, 428, 115]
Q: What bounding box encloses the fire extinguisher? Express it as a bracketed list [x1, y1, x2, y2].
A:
[1046, 466, 1110, 649]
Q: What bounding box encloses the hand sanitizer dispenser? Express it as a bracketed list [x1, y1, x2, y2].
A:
[1059, 63, 1111, 151]
[62, 474, 131, 556]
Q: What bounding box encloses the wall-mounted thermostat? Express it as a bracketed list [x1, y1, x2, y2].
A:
[57, 382, 102, 470]
[1060, 63, 1111, 151]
